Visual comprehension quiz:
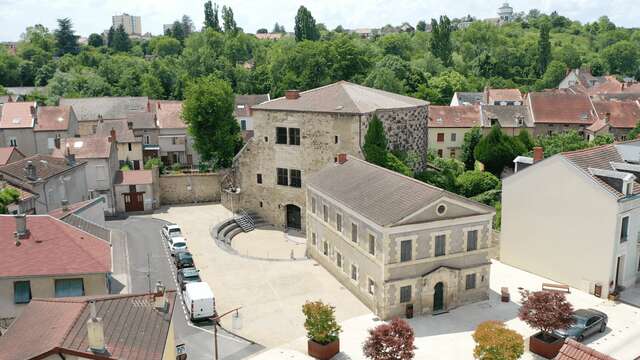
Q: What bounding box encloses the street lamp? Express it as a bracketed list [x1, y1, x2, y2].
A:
[212, 307, 242, 360]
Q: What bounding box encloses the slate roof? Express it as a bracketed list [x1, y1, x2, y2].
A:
[554, 338, 616, 360]
[62, 214, 111, 243]
[34, 105, 73, 132]
[0, 154, 85, 183]
[0, 146, 24, 165]
[52, 136, 113, 159]
[0, 291, 176, 360]
[253, 81, 427, 114]
[0, 101, 35, 129]
[453, 92, 483, 105]
[127, 111, 157, 129]
[95, 118, 139, 143]
[481, 105, 533, 128]
[307, 156, 493, 227]
[235, 94, 270, 117]
[0, 215, 111, 278]
[428, 105, 481, 128]
[529, 92, 596, 124]
[60, 96, 148, 122]
[114, 169, 153, 185]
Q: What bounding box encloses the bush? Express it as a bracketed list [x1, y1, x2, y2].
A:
[363, 318, 416, 360]
[385, 152, 413, 177]
[144, 158, 164, 173]
[302, 301, 341, 345]
[471, 189, 501, 206]
[472, 321, 524, 360]
[518, 290, 574, 341]
[456, 171, 500, 198]
[0, 187, 20, 214]
[171, 162, 183, 173]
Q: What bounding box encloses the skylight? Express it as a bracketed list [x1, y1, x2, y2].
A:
[73, 141, 83, 148]
[11, 118, 20, 124]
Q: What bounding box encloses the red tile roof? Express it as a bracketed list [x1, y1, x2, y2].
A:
[428, 105, 481, 128]
[33, 105, 73, 132]
[487, 88, 522, 103]
[554, 338, 616, 360]
[0, 146, 24, 165]
[155, 101, 186, 129]
[114, 169, 153, 185]
[0, 101, 35, 129]
[51, 137, 113, 159]
[0, 215, 111, 278]
[592, 100, 640, 129]
[529, 92, 596, 124]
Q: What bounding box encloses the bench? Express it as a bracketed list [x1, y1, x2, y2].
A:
[542, 283, 570, 293]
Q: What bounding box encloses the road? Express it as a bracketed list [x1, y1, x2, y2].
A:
[108, 216, 264, 360]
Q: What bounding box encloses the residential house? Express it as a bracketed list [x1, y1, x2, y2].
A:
[0, 289, 177, 360]
[480, 104, 533, 136]
[153, 101, 200, 166]
[557, 68, 640, 95]
[95, 118, 143, 170]
[586, 100, 640, 141]
[306, 155, 495, 319]
[450, 92, 483, 106]
[484, 88, 523, 106]
[502, 141, 640, 298]
[59, 96, 148, 136]
[255, 33, 284, 40]
[350, 28, 380, 39]
[52, 137, 118, 213]
[428, 105, 481, 159]
[113, 168, 159, 213]
[127, 111, 160, 162]
[227, 81, 429, 231]
[235, 94, 270, 133]
[0, 146, 25, 165]
[0, 214, 111, 320]
[399, 22, 415, 33]
[527, 92, 596, 136]
[0, 154, 88, 213]
[0, 102, 38, 154]
[33, 105, 78, 153]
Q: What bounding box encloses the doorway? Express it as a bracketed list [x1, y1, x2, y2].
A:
[433, 282, 444, 312]
[615, 256, 624, 289]
[124, 192, 144, 212]
[286, 204, 301, 230]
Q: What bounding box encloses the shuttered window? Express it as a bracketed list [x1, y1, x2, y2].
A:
[13, 281, 31, 304]
[435, 234, 446, 257]
[467, 230, 478, 251]
[55, 278, 85, 298]
[400, 240, 412, 262]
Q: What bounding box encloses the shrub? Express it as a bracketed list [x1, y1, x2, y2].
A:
[385, 152, 413, 177]
[171, 162, 183, 173]
[144, 157, 164, 171]
[472, 321, 524, 360]
[363, 116, 388, 167]
[456, 170, 500, 198]
[302, 301, 341, 345]
[363, 318, 416, 360]
[518, 290, 574, 341]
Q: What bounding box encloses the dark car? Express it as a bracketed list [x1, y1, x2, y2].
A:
[175, 252, 194, 269]
[177, 267, 201, 291]
[553, 309, 608, 341]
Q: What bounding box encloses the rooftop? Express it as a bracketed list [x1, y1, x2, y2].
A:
[114, 169, 153, 185]
[486, 88, 522, 103]
[253, 81, 428, 114]
[0, 154, 84, 184]
[126, 111, 157, 129]
[481, 104, 533, 128]
[555, 338, 616, 360]
[60, 96, 148, 122]
[52, 136, 114, 159]
[154, 101, 186, 129]
[528, 92, 596, 124]
[453, 92, 483, 105]
[33, 105, 74, 132]
[428, 105, 481, 128]
[95, 118, 139, 143]
[591, 100, 640, 130]
[0, 101, 35, 129]
[0, 146, 24, 165]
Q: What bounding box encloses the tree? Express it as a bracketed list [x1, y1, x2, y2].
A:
[272, 22, 285, 33]
[111, 24, 131, 52]
[181, 15, 194, 37]
[593, 133, 614, 145]
[601, 41, 640, 76]
[87, 33, 104, 47]
[537, 22, 551, 76]
[627, 121, 640, 140]
[222, 5, 237, 34]
[166, 21, 186, 43]
[204, 1, 221, 32]
[385, 153, 413, 177]
[430, 16, 453, 67]
[472, 321, 524, 360]
[181, 75, 241, 168]
[534, 130, 589, 157]
[456, 171, 500, 198]
[362, 318, 416, 360]
[519, 290, 574, 342]
[302, 301, 341, 345]
[0, 187, 20, 214]
[363, 116, 388, 166]
[294, 6, 320, 41]
[474, 125, 521, 176]
[515, 130, 534, 152]
[461, 127, 483, 170]
[256, 28, 268, 34]
[54, 18, 79, 56]
[106, 27, 115, 47]
[415, 152, 464, 193]
[416, 20, 427, 32]
[534, 60, 568, 90]
[149, 36, 182, 57]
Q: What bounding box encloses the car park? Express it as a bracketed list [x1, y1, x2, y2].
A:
[175, 252, 195, 269]
[162, 224, 183, 242]
[553, 308, 608, 341]
[177, 267, 202, 290]
[169, 237, 188, 256]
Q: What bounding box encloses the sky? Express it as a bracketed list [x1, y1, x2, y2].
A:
[1, 0, 639, 42]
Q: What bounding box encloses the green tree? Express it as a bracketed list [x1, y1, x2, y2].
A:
[166, 21, 186, 43]
[0, 187, 20, 214]
[362, 116, 388, 166]
[537, 22, 551, 75]
[592, 133, 614, 145]
[430, 16, 453, 66]
[534, 60, 567, 90]
[627, 121, 640, 140]
[111, 24, 131, 52]
[272, 23, 285, 33]
[204, 1, 221, 32]
[474, 125, 520, 176]
[181, 75, 241, 168]
[302, 301, 341, 345]
[149, 36, 182, 57]
[461, 127, 483, 170]
[416, 20, 427, 32]
[87, 33, 104, 47]
[294, 6, 320, 41]
[54, 18, 79, 56]
[181, 15, 194, 37]
[456, 170, 500, 198]
[534, 130, 589, 157]
[222, 5, 237, 34]
[515, 130, 534, 151]
[256, 28, 268, 34]
[601, 41, 640, 76]
[385, 152, 413, 177]
[415, 152, 464, 192]
[106, 27, 115, 47]
[364, 67, 405, 94]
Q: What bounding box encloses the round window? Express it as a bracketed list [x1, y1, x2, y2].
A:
[436, 204, 447, 216]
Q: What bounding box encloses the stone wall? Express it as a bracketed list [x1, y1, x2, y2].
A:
[159, 172, 221, 204]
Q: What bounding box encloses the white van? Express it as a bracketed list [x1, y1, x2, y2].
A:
[183, 282, 215, 321]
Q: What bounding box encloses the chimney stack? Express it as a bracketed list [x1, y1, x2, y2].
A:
[154, 281, 168, 312]
[30, 104, 37, 120]
[336, 153, 348, 164]
[285, 90, 300, 100]
[110, 128, 117, 143]
[14, 214, 28, 240]
[62, 199, 69, 212]
[533, 146, 544, 163]
[87, 300, 108, 355]
[24, 161, 37, 181]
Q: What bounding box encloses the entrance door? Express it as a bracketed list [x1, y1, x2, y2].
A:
[124, 192, 144, 212]
[286, 204, 301, 230]
[615, 256, 624, 289]
[433, 282, 444, 312]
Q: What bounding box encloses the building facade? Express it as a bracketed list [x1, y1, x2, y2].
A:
[112, 13, 142, 35]
[428, 105, 481, 159]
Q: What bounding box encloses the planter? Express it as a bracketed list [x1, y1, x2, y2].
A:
[307, 339, 340, 360]
[529, 332, 564, 359]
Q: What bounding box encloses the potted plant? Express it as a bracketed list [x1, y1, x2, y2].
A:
[363, 318, 416, 360]
[472, 320, 524, 360]
[302, 300, 341, 360]
[518, 290, 574, 359]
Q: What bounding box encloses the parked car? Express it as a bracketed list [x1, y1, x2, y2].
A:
[162, 224, 183, 242]
[175, 252, 195, 269]
[183, 282, 215, 322]
[168, 237, 188, 256]
[177, 267, 201, 290]
[553, 309, 608, 341]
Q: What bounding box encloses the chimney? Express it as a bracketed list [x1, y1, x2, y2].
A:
[154, 281, 168, 312]
[285, 90, 300, 100]
[14, 214, 28, 240]
[61, 199, 69, 212]
[24, 161, 37, 181]
[533, 146, 544, 163]
[110, 128, 117, 143]
[30, 104, 37, 120]
[87, 300, 108, 355]
[604, 112, 611, 124]
[336, 153, 348, 164]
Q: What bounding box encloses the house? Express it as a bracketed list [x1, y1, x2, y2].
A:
[484, 88, 523, 106]
[0, 214, 111, 320]
[0, 289, 177, 360]
[255, 32, 284, 40]
[52, 137, 118, 213]
[586, 100, 640, 141]
[350, 28, 380, 39]
[0, 146, 25, 165]
[33, 105, 79, 154]
[501, 141, 640, 298]
[95, 118, 144, 170]
[0, 154, 88, 213]
[428, 105, 481, 159]
[399, 22, 415, 33]
[554, 338, 616, 360]
[113, 169, 159, 213]
[0, 102, 37, 154]
[480, 104, 533, 136]
[227, 81, 429, 231]
[153, 101, 200, 166]
[306, 155, 495, 319]
[235, 94, 270, 132]
[527, 92, 596, 136]
[127, 111, 160, 162]
[59, 96, 148, 136]
[450, 92, 483, 106]
[48, 197, 111, 241]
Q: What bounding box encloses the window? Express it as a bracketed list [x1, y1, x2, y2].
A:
[311, 197, 316, 214]
[399, 285, 411, 303]
[465, 273, 477, 290]
[290, 169, 302, 188]
[54, 278, 85, 297]
[259, 201, 263, 208]
[323, 241, 329, 256]
[368, 234, 375, 255]
[437, 149, 443, 158]
[351, 264, 358, 281]
[400, 240, 412, 262]
[336, 213, 342, 232]
[144, 135, 150, 144]
[276, 127, 287, 144]
[288, 128, 300, 145]
[323, 205, 328, 222]
[240, 119, 247, 131]
[368, 278, 375, 295]
[129, 185, 137, 192]
[351, 223, 358, 243]
[437, 133, 445, 142]
[264, 136, 269, 142]
[128, 143, 132, 151]
[334, 135, 339, 144]
[626, 182, 633, 195]
[450, 133, 457, 142]
[276, 168, 288, 186]
[336, 252, 342, 268]
[435, 234, 446, 257]
[9, 137, 17, 147]
[436, 204, 447, 215]
[621, 216, 629, 243]
[467, 230, 478, 251]
[256, 173, 263, 184]
[48, 137, 55, 149]
[95, 165, 106, 181]
[449, 149, 456, 158]
[13, 281, 31, 304]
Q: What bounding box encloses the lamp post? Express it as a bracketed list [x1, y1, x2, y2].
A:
[212, 306, 242, 360]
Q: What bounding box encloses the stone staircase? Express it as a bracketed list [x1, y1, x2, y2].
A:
[213, 210, 263, 245]
[235, 210, 255, 232]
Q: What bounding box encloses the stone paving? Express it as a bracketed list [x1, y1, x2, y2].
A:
[231, 226, 307, 260]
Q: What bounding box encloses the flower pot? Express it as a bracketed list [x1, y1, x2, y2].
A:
[529, 331, 564, 359]
[307, 339, 340, 360]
